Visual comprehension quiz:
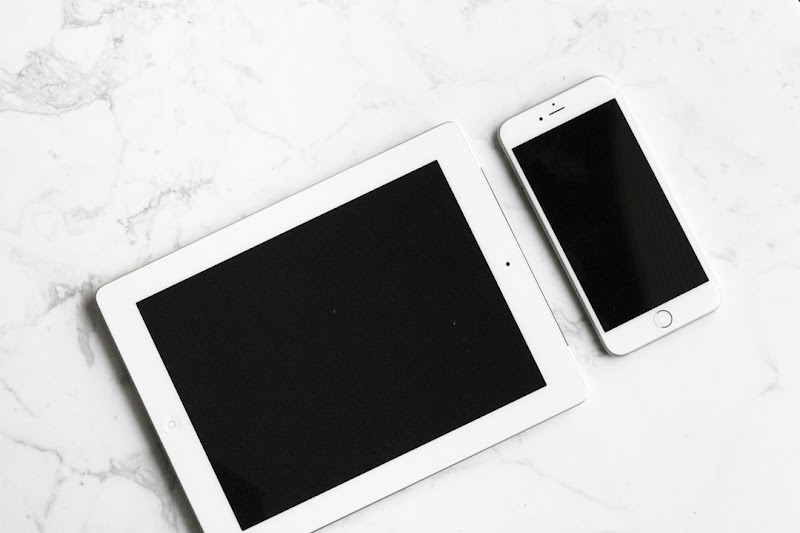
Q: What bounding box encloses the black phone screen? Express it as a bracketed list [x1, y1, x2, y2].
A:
[136, 161, 546, 530]
[512, 99, 708, 331]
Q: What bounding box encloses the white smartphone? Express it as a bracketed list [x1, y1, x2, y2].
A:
[499, 76, 720, 355]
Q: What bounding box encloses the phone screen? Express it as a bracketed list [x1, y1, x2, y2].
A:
[512, 99, 708, 331]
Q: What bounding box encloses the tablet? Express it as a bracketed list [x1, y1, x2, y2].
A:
[97, 122, 585, 533]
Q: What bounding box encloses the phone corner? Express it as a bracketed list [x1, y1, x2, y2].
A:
[598, 335, 634, 357]
[497, 120, 513, 148]
[699, 276, 723, 314]
[499, 122, 524, 163]
[584, 74, 617, 92]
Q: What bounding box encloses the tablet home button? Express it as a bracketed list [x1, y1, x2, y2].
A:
[654, 310, 673, 328]
[162, 416, 181, 434]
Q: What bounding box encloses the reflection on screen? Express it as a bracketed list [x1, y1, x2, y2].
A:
[137, 161, 545, 529]
[513, 100, 707, 331]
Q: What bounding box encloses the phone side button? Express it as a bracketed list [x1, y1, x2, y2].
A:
[654, 310, 673, 328]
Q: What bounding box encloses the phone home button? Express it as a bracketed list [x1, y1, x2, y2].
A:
[654, 310, 673, 328]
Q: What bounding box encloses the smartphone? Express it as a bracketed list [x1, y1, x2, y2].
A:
[498, 76, 720, 355]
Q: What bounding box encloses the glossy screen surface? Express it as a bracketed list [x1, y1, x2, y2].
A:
[513, 100, 708, 331]
[137, 161, 546, 530]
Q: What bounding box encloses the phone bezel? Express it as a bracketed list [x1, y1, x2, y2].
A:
[498, 76, 720, 355]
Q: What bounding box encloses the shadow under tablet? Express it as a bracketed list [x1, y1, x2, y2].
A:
[137, 161, 546, 529]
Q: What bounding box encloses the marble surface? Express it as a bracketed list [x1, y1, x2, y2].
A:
[2, 0, 799, 532]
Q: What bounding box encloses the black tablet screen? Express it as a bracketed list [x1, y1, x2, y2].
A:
[137, 161, 545, 530]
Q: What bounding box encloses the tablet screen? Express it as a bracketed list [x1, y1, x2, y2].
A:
[137, 161, 546, 530]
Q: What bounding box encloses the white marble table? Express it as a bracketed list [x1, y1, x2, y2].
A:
[2, 1, 799, 532]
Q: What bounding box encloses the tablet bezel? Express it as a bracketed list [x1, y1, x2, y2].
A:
[97, 122, 586, 533]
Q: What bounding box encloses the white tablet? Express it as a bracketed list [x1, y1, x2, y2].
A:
[97, 122, 585, 533]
